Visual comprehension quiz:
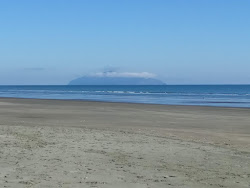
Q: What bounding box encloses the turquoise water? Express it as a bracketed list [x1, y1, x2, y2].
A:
[0, 85, 250, 107]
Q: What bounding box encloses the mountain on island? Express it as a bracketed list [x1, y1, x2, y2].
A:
[68, 76, 165, 85]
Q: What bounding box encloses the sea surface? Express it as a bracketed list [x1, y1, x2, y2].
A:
[0, 85, 250, 108]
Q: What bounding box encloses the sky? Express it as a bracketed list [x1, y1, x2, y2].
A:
[0, 0, 249, 85]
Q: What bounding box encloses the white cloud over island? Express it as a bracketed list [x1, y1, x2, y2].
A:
[89, 71, 156, 78]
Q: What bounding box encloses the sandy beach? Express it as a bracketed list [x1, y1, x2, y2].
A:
[0, 98, 250, 188]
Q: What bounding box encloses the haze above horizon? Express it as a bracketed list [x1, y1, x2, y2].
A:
[0, 0, 249, 85]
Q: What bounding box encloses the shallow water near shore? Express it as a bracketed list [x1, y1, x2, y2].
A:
[0, 85, 250, 107]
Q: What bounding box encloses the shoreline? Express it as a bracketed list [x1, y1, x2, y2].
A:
[1, 96, 250, 110]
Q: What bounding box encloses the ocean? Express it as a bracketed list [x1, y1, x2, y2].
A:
[0, 85, 250, 108]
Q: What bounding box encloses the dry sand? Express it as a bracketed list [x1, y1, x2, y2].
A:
[0, 98, 250, 188]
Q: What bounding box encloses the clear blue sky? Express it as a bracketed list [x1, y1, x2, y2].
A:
[0, 0, 249, 84]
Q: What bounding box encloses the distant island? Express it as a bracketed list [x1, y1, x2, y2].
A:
[68, 76, 165, 85]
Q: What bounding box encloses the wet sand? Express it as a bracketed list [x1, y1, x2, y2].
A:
[0, 98, 250, 187]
